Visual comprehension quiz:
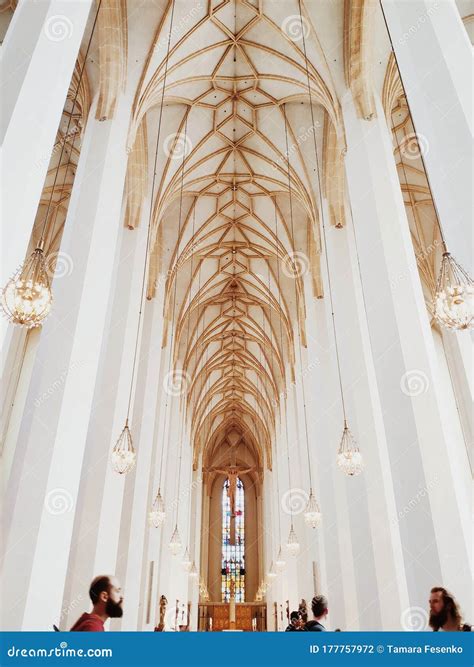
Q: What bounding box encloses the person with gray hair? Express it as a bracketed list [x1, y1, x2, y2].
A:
[305, 595, 328, 631]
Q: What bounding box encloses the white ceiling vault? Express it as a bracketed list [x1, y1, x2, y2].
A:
[120, 0, 372, 476]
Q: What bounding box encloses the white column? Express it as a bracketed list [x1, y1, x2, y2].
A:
[1, 0, 93, 294]
[381, 0, 473, 271]
[1, 92, 133, 630]
[342, 93, 472, 619]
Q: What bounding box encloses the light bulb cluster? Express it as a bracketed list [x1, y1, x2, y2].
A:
[304, 491, 322, 528]
[1, 248, 52, 328]
[337, 423, 364, 477]
[148, 489, 166, 527]
[110, 421, 136, 475]
[286, 526, 300, 556]
[433, 252, 473, 331]
[168, 525, 182, 555]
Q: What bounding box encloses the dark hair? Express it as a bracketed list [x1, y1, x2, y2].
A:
[89, 576, 111, 604]
[290, 611, 299, 621]
[430, 587, 462, 628]
[311, 595, 328, 618]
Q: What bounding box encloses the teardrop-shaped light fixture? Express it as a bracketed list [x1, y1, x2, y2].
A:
[337, 422, 364, 477]
[189, 561, 198, 579]
[148, 489, 166, 527]
[110, 420, 136, 474]
[275, 547, 286, 571]
[1, 247, 53, 328]
[304, 490, 322, 528]
[168, 525, 182, 555]
[267, 562, 277, 580]
[286, 526, 300, 556]
[433, 252, 473, 330]
[181, 548, 192, 571]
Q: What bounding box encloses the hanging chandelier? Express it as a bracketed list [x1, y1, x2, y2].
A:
[294, 6, 365, 479]
[286, 525, 300, 556]
[282, 104, 324, 520]
[304, 490, 322, 528]
[110, 1, 177, 477]
[189, 562, 198, 579]
[267, 563, 277, 580]
[275, 547, 286, 571]
[110, 420, 136, 475]
[168, 525, 182, 555]
[433, 252, 473, 330]
[1, 2, 103, 329]
[377, 2, 473, 333]
[148, 489, 166, 527]
[1, 246, 53, 328]
[337, 422, 364, 476]
[181, 548, 192, 571]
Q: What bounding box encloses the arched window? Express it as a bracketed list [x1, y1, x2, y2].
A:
[221, 476, 245, 602]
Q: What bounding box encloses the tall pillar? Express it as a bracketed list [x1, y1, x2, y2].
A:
[342, 93, 471, 619]
[1, 92, 133, 630]
[1, 0, 93, 300]
[381, 0, 473, 271]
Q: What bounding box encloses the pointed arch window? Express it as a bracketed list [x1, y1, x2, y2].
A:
[221, 476, 245, 602]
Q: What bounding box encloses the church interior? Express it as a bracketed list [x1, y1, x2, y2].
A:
[1, 0, 472, 632]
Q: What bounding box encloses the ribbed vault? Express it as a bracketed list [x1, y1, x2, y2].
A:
[125, 0, 347, 475]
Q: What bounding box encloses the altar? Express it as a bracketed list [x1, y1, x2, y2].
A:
[197, 603, 267, 632]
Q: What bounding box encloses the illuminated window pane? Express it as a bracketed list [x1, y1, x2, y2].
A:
[221, 477, 245, 602]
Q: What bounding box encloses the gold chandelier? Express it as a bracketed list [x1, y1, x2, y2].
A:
[337, 421, 364, 477]
[433, 252, 473, 330]
[148, 489, 166, 527]
[304, 490, 322, 528]
[169, 525, 182, 555]
[110, 419, 136, 475]
[286, 525, 300, 557]
[1, 3, 102, 329]
[1, 246, 52, 328]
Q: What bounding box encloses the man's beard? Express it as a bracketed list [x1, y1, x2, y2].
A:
[106, 598, 123, 618]
[429, 608, 448, 630]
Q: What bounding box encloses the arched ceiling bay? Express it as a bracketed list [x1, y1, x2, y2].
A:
[125, 0, 348, 474]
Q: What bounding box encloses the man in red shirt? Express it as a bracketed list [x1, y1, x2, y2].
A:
[70, 575, 124, 631]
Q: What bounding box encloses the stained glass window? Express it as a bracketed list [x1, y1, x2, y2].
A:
[221, 476, 245, 602]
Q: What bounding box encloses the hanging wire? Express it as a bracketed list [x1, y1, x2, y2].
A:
[174, 191, 197, 528]
[38, 0, 103, 251]
[271, 194, 296, 530]
[282, 103, 314, 492]
[297, 0, 347, 425]
[377, 0, 448, 250]
[124, 0, 177, 430]
[159, 107, 191, 526]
